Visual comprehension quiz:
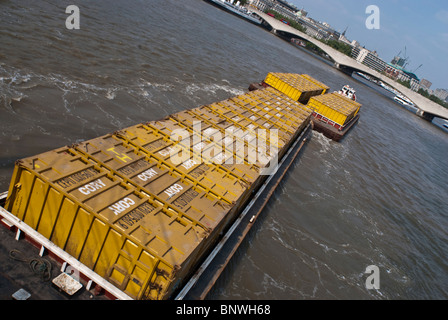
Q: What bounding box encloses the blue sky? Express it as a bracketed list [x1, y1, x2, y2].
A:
[289, 0, 448, 90]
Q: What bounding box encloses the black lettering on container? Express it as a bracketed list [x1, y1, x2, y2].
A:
[54, 168, 98, 189]
[172, 189, 199, 209]
[115, 202, 156, 229]
[117, 159, 149, 176]
[189, 163, 210, 178]
[144, 139, 166, 151]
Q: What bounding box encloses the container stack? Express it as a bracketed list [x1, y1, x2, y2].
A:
[307, 92, 361, 129]
[263, 72, 329, 103]
[4, 84, 312, 300]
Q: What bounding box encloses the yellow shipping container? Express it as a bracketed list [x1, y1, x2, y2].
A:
[73, 134, 232, 230]
[264, 72, 325, 103]
[233, 97, 295, 133]
[205, 103, 285, 164]
[118, 123, 260, 188]
[5, 146, 209, 300]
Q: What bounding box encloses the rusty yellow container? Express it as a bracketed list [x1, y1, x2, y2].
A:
[113, 123, 254, 206]
[235, 87, 310, 135]
[5, 146, 209, 300]
[142, 118, 264, 183]
[73, 133, 233, 231]
[308, 93, 361, 126]
[205, 102, 285, 165]
[180, 102, 291, 170]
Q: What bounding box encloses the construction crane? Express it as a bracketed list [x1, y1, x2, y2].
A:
[413, 64, 423, 73]
[392, 46, 410, 68]
[402, 46, 410, 69]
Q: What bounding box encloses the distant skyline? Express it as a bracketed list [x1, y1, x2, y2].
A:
[289, 0, 448, 90]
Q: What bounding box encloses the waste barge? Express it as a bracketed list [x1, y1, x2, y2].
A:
[250, 72, 362, 141]
[0, 79, 314, 300]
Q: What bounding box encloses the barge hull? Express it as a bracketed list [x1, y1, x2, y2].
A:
[311, 114, 360, 142]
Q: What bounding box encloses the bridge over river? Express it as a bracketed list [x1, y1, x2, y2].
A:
[253, 10, 448, 121]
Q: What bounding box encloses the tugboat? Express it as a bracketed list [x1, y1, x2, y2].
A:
[393, 94, 414, 107]
[308, 85, 361, 142]
[338, 84, 357, 101]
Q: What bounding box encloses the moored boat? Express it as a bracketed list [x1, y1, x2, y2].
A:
[204, 0, 261, 25]
[393, 94, 414, 107]
[338, 84, 357, 101]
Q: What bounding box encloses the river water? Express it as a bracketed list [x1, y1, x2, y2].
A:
[1, 0, 447, 300]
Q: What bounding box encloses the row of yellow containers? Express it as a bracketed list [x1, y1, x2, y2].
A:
[233, 87, 310, 131]
[264, 72, 329, 103]
[160, 87, 311, 169]
[5, 85, 312, 300]
[307, 93, 361, 126]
